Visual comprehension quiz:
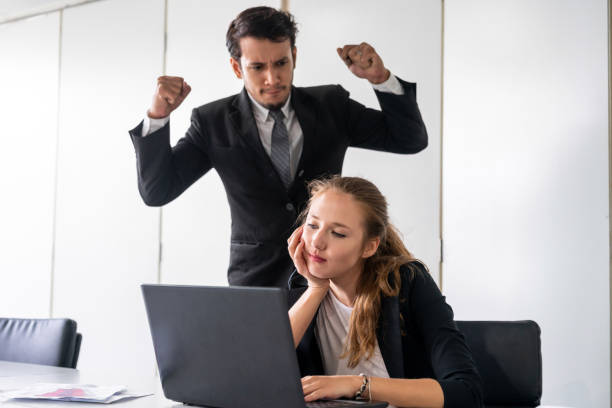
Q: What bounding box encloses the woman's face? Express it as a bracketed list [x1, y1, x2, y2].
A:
[301, 190, 378, 280]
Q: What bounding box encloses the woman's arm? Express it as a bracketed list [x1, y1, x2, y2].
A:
[289, 286, 328, 347]
[368, 377, 443, 408]
[301, 375, 443, 407]
[287, 226, 330, 347]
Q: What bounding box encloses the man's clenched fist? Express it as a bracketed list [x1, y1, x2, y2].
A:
[336, 42, 390, 85]
[148, 76, 192, 119]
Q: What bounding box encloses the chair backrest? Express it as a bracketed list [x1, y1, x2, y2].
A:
[456, 320, 542, 408]
[0, 318, 82, 368]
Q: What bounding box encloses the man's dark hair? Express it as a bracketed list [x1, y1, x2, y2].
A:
[226, 6, 298, 61]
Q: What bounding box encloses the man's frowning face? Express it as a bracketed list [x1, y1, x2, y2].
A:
[231, 37, 296, 110]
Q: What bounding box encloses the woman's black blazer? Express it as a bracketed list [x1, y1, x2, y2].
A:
[287, 262, 484, 408]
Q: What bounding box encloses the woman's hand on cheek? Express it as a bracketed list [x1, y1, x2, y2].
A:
[301, 375, 361, 402]
[287, 226, 329, 289]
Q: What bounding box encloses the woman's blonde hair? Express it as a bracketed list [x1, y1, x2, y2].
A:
[301, 175, 416, 368]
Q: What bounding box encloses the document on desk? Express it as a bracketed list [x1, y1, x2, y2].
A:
[0, 383, 152, 403]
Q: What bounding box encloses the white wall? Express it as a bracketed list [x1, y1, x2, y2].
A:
[443, 1, 609, 407]
[0, 12, 59, 317]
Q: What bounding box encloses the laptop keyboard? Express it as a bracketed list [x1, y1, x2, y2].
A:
[306, 401, 369, 407]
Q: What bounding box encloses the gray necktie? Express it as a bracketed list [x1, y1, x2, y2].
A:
[269, 109, 292, 188]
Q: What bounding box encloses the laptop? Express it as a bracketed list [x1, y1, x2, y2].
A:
[142, 284, 388, 408]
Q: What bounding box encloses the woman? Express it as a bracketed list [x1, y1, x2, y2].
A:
[287, 176, 483, 408]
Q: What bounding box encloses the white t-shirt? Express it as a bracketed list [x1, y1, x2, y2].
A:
[315, 290, 392, 378]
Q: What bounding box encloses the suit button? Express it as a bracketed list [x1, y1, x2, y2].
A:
[286, 203, 294, 211]
[298, 169, 304, 177]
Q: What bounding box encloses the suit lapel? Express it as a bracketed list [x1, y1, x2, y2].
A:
[229, 88, 288, 192]
[290, 86, 318, 179]
[377, 294, 405, 378]
[229, 88, 269, 160]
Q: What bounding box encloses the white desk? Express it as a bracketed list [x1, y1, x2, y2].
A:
[1, 360, 575, 408]
[0, 360, 179, 407]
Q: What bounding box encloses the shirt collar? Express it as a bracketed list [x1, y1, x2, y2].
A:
[246, 90, 293, 123]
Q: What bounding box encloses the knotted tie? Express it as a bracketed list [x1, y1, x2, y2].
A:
[269, 109, 292, 188]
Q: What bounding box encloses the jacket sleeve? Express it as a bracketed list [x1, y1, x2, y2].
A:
[406, 263, 484, 407]
[286, 269, 308, 306]
[128, 108, 213, 206]
[344, 77, 428, 154]
[286, 269, 325, 377]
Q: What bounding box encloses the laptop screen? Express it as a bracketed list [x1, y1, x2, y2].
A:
[142, 284, 305, 407]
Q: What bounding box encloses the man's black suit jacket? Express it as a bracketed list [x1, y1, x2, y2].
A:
[129, 77, 427, 287]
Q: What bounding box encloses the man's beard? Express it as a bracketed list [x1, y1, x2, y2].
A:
[263, 101, 287, 110]
[261, 86, 289, 110]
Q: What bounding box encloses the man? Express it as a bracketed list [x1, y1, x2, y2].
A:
[129, 6, 427, 287]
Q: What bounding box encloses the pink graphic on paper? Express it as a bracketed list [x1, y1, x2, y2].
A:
[39, 388, 86, 398]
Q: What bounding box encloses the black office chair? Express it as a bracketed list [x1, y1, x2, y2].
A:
[456, 320, 542, 408]
[0, 318, 82, 368]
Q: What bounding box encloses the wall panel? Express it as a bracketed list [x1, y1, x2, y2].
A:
[443, 1, 609, 406]
[52, 0, 164, 375]
[0, 12, 59, 318]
